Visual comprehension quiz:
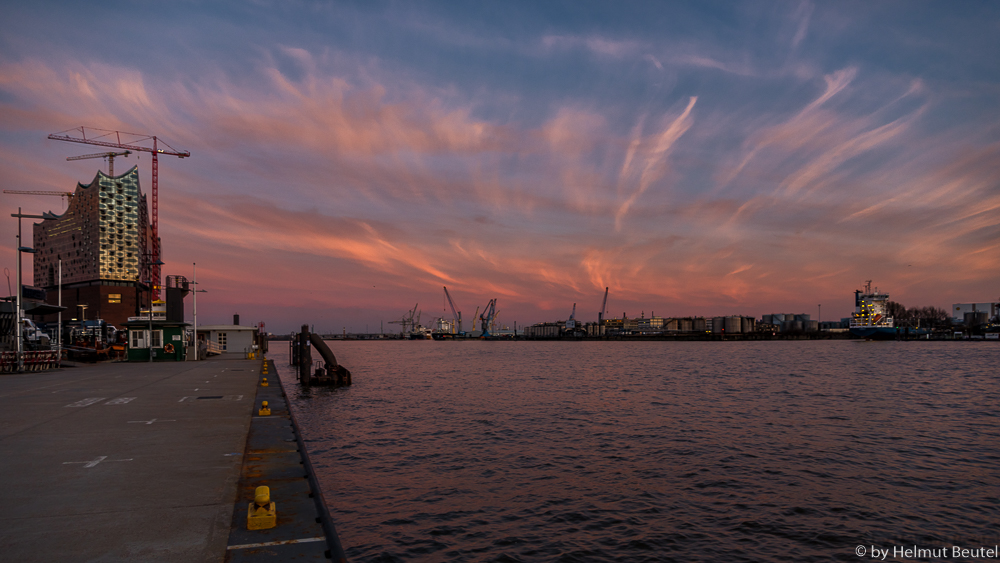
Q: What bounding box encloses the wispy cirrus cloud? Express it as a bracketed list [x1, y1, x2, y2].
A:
[615, 97, 697, 229]
[2, 1, 999, 330]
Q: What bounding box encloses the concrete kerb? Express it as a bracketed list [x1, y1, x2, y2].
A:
[224, 358, 347, 562]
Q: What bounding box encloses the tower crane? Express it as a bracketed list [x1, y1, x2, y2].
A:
[48, 126, 190, 299]
[442, 286, 462, 334]
[3, 190, 75, 207]
[66, 150, 131, 177]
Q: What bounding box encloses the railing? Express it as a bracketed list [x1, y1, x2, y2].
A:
[0, 350, 61, 373]
[850, 317, 894, 328]
[127, 314, 167, 322]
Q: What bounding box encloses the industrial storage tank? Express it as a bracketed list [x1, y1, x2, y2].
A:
[692, 318, 707, 332]
[782, 320, 804, 332]
[805, 320, 819, 332]
[724, 316, 742, 333]
[742, 317, 755, 333]
[965, 311, 988, 327]
[712, 317, 726, 333]
[678, 318, 693, 332]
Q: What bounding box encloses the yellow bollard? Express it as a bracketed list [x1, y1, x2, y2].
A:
[258, 401, 271, 416]
[247, 485, 277, 530]
[261, 377, 268, 387]
[262, 363, 269, 375]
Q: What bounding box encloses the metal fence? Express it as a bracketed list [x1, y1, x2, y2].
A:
[0, 350, 61, 373]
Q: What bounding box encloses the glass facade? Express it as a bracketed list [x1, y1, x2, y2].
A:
[33, 166, 151, 287]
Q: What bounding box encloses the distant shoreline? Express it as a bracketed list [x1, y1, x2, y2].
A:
[267, 332, 986, 342]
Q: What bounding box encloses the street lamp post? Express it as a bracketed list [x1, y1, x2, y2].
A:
[11, 207, 50, 372]
[188, 262, 207, 362]
[57, 260, 61, 360]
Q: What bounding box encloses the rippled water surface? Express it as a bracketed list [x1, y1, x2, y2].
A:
[271, 341, 999, 562]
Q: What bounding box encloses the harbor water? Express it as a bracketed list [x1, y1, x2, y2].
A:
[271, 341, 999, 562]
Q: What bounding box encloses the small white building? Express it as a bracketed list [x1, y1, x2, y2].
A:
[195, 324, 258, 355]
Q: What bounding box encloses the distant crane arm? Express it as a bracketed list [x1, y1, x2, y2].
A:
[599, 287, 609, 322]
[443, 286, 462, 332]
[66, 150, 131, 161]
[4, 190, 73, 197]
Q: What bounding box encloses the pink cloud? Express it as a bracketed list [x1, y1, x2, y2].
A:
[2, 52, 998, 330]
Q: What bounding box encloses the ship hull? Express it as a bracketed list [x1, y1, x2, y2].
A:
[850, 326, 898, 340]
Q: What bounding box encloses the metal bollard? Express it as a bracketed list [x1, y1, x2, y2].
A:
[247, 485, 277, 530]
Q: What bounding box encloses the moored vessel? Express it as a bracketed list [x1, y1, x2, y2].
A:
[849, 280, 897, 340]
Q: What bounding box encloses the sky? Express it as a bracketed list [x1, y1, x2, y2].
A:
[1, 1, 998, 333]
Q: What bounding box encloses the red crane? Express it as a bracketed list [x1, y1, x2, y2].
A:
[48, 127, 190, 299]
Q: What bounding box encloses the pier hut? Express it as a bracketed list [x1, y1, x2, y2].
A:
[123, 317, 188, 361]
[197, 315, 259, 356]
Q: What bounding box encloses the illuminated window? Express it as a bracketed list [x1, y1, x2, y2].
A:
[108, 293, 121, 304]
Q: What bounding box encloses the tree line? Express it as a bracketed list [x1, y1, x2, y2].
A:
[885, 301, 952, 329]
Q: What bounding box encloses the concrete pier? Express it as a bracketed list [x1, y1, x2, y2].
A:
[0, 357, 339, 562]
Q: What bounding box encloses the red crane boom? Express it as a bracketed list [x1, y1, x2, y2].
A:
[48, 127, 190, 299]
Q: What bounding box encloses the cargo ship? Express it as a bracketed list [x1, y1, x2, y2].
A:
[849, 280, 897, 340]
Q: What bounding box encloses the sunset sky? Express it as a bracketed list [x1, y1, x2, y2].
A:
[1, 1, 998, 333]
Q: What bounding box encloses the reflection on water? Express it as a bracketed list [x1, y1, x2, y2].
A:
[271, 340, 999, 562]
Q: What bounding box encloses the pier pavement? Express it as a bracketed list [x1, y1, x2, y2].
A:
[0, 357, 262, 562]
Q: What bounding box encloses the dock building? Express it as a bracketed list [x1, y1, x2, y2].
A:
[31, 166, 154, 327]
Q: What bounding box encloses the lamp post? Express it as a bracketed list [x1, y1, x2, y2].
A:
[57, 259, 62, 360]
[188, 262, 207, 361]
[11, 207, 50, 372]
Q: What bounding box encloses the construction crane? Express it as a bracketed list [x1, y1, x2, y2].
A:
[3, 190, 75, 208]
[48, 126, 190, 299]
[479, 299, 497, 338]
[566, 303, 577, 330]
[442, 286, 462, 334]
[66, 150, 131, 177]
[598, 287, 609, 324]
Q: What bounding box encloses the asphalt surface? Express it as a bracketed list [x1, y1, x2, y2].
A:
[0, 357, 261, 562]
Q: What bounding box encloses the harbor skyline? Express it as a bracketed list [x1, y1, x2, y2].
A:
[2, 2, 998, 333]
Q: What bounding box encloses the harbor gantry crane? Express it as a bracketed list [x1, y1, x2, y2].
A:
[388, 304, 419, 334]
[567, 303, 577, 329]
[48, 126, 190, 299]
[442, 286, 462, 334]
[66, 150, 131, 177]
[479, 298, 497, 338]
[598, 287, 609, 324]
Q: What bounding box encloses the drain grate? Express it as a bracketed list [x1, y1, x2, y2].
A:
[197, 396, 224, 400]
